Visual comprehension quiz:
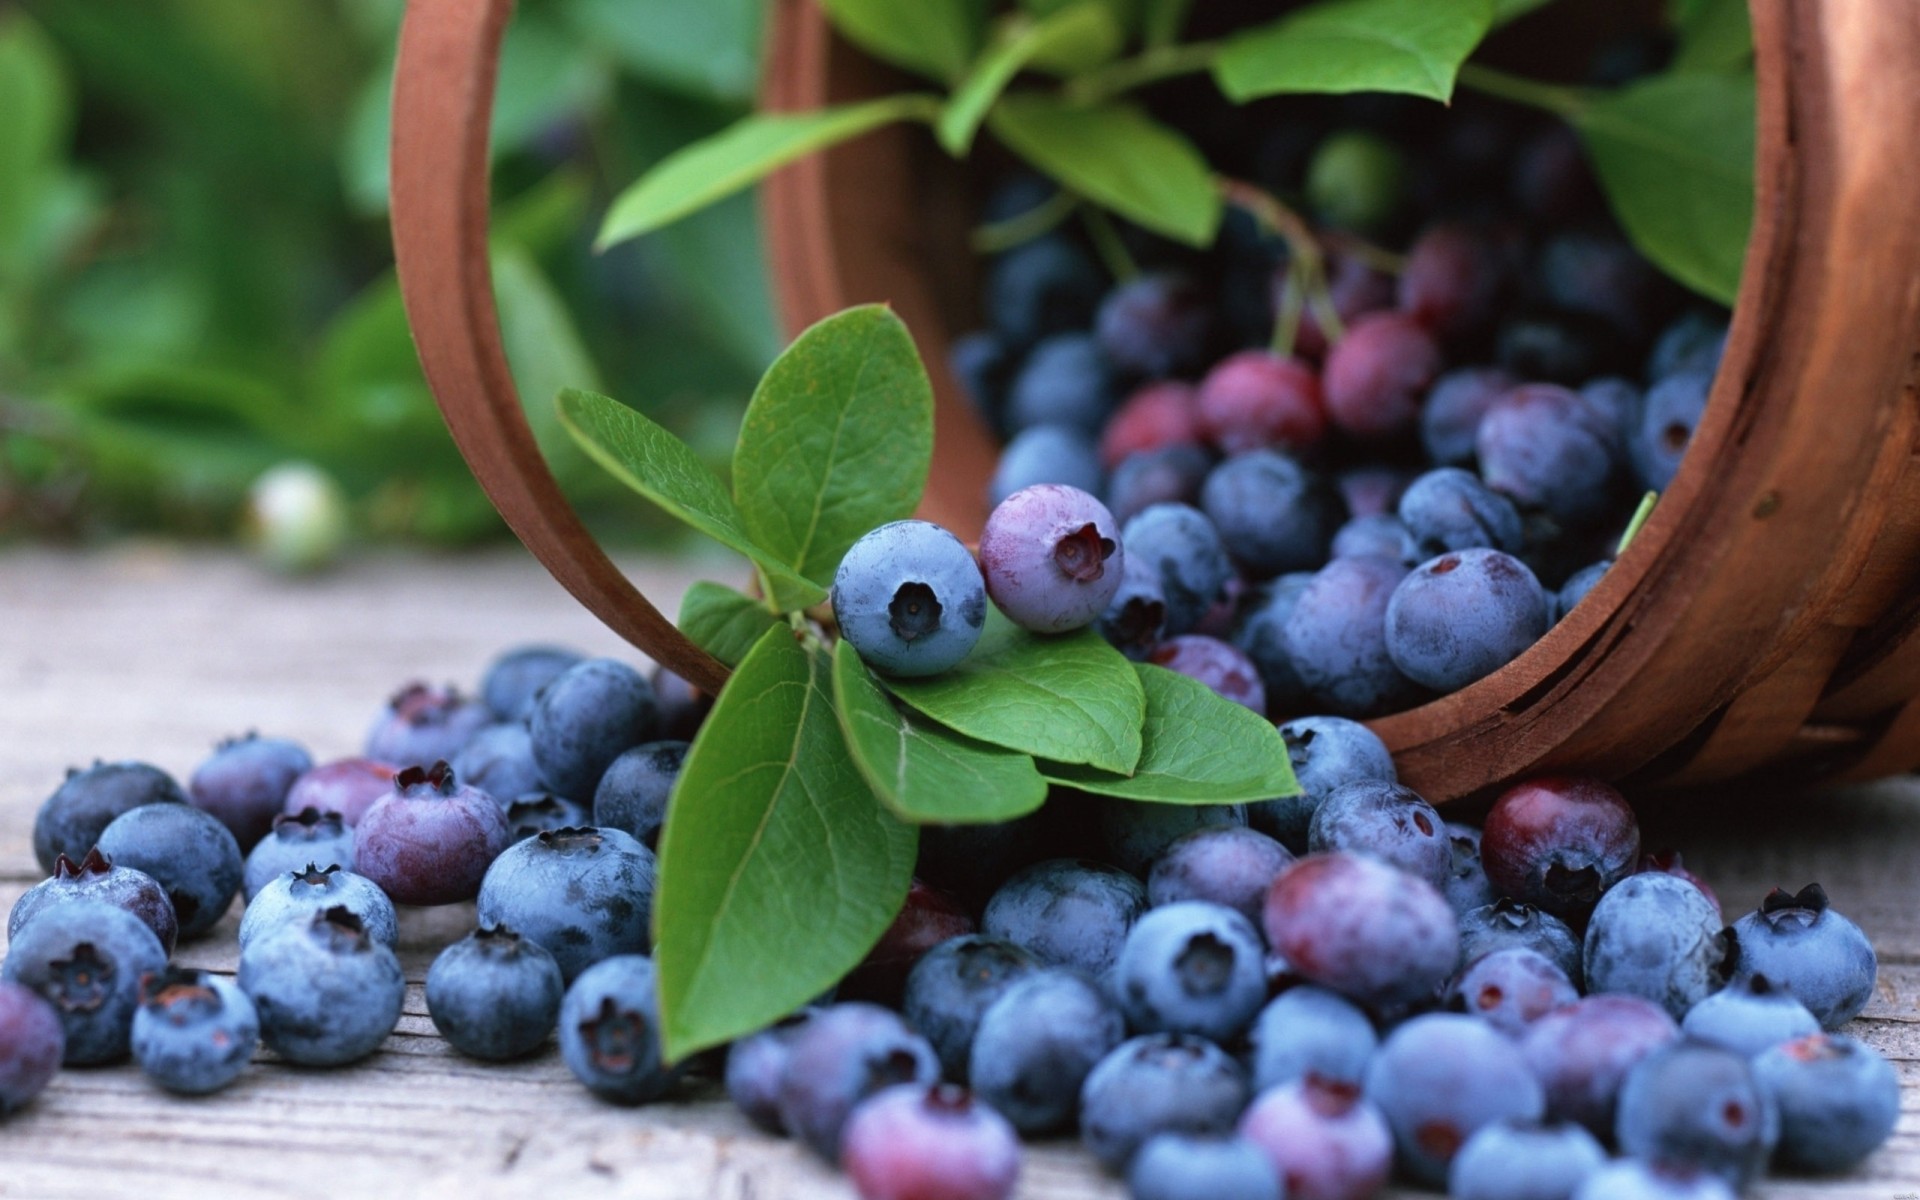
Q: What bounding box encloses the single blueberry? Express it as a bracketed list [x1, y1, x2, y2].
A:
[558, 954, 680, 1105]
[1384, 549, 1551, 692]
[426, 925, 565, 1060]
[1122, 503, 1232, 638]
[1237, 1075, 1392, 1200]
[96, 801, 243, 940]
[592, 741, 686, 848]
[1280, 556, 1425, 718]
[2, 898, 166, 1065]
[1723, 882, 1876, 1029]
[1200, 449, 1346, 579]
[1079, 1033, 1251, 1172]
[1231, 574, 1315, 714]
[1127, 1134, 1280, 1200]
[1098, 551, 1171, 661]
[480, 643, 584, 721]
[365, 682, 491, 769]
[841, 1082, 1024, 1200]
[1583, 873, 1731, 1020]
[1753, 1032, 1900, 1172]
[1448, 1118, 1606, 1200]
[0, 981, 63, 1115]
[1460, 899, 1584, 989]
[9, 847, 178, 957]
[1681, 974, 1821, 1058]
[188, 733, 314, 852]
[833, 520, 989, 677]
[1247, 984, 1378, 1093]
[1114, 902, 1267, 1043]
[241, 807, 354, 901]
[238, 906, 404, 1067]
[1614, 1040, 1778, 1190]
[1006, 334, 1116, 434]
[31, 760, 187, 875]
[1450, 947, 1579, 1039]
[1147, 824, 1293, 929]
[475, 826, 657, 982]
[239, 863, 398, 951]
[131, 968, 259, 1095]
[1520, 994, 1679, 1139]
[1306, 779, 1449, 890]
[990, 424, 1104, 507]
[450, 721, 547, 806]
[982, 859, 1147, 979]
[969, 968, 1125, 1134]
[979, 484, 1125, 634]
[528, 659, 659, 801]
[1397, 467, 1525, 559]
[1363, 1012, 1546, 1185]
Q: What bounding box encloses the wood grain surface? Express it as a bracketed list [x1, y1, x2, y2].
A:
[0, 547, 1916, 1199]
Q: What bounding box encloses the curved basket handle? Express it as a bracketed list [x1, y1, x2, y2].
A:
[389, 0, 731, 694]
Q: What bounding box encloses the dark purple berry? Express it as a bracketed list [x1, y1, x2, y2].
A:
[9, 848, 178, 957]
[188, 733, 313, 851]
[1105, 444, 1211, 526]
[726, 1009, 816, 1132]
[1520, 994, 1679, 1137]
[1482, 776, 1640, 921]
[1476, 384, 1622, 527]
[775, 1002, 939, 1159]
[1096, 272, 1213, 378]
[31, 760, 187, 875]
[283, 757, 396, 827]
[1397, 467, 1526, 559]
[980, 484, 1124, 633]
[1195, 352, 1326, 456]
[1150, 636, 1266, 712]
[0, 981, 63, 1115]
[1323, 312, 1441, 440]
[1148, 825, 1293, 928]
[1263, 852, 1457, 1009]
[355, 761, 511, 906]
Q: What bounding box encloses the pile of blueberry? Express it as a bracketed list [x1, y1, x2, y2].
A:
[0, 634, 1897, 1200]
[952, 87, 1729, 718]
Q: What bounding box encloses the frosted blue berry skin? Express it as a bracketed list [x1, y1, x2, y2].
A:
[130, 968, 259, 1095]
[1095, 798, 1246, 878]
[591, 741, 686, 848]
[1247, 984, 1378, 1092]
[1079, 1033, 1251, 1172]
[1460, 899, 1584, 989]
[1583, 873, 1731, 1019]
[1363, 1012, 1546, 1186]
[558, 954, 680, 1106]
[425, 926, 564, 1061]
[1632, 369, 1712, 491]
[969, 968, 1125, 1134]
[1122, 503, 1232, 638]
[506, 793, 591, 842]
[1107, 444, 1211, 527]
[1451, 947, 1578, 1039]
[1754, 1032, 1900, 1172]
[9, 848, 178, 957]
[475, 826, 657, 983]
[1127, 1134, 1281, 1200]
[1113, 902, 1266, 1043]
[1445, 822, 1498, 916]
[1476, 383, 1623, 528]
[188, 733, 314, 852]
[1281, 555, 1425, 718]
[1385, 549, 1551, 692]
[96, 802, 243, 941]
[979, 484, 1125, 634]
[1614, 1041, 1778, 1190]
[833, 520, 988, 677]
[481, 644, 584, 721]
[365, 682, 491, 769]
[241, 808, 354, 901]
[1448, 1119, 1606, 1200]
[1006, 333, 1115, 434]
[1307, 779, 1449, 889]
[0, 981, 63, 1115]
[982, 859, 1147, 979]
[32, 760, 188, 875]
[1555, 560, 1610, 623]
[1680, 974, 1820, 1058]
[2, 899, 166, 1065]
[1231, 573, 1314, 712]
[775, 1002, 939, 1159]
[239, 864, 397, 951]
[725, 1009, 816, 1132]
[450, 722, 547, 807]
[1723, 883, 1876, 1029]
[1573, 1162, 1736, 1200]
[1147, 825, 1293, 929]
[1200, 449, 1347, 579]
[902, 936, 1040, 1083]
[1250, 715, 1396, 852]
[990, 424, 1104, 507]
[1098, 551, 1171, 661]
[529, 659, 659, 801]
[238, 908, 404, 1067]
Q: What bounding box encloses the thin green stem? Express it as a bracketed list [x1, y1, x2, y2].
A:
[1456, 63, 1588, 118]
[1617, 490, 1659, 556]
[1270, 259, 1307, 359]
[971, 188, 1078, 254]
[1064, 40, 1221, 105]
[1080, 207, 1140, 282]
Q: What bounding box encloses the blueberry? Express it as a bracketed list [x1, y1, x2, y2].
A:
[842, 1083, 1023, 1200]
[1648, 312, 1728, 380]
[1096, 272, 1213, 378]
[1476, 384, 1622, 528]
[1247, 984, 1379, 1092]
[1098, 551, 1171, 660]
[1363, 1012, 1545, 1185]
[1397, 467, 1526, 559]
[355, 762, 511, 906]
[1085, 799, 1236, 879]
[902, 936, 1040, 1082]
[425, 925, 565, 1060]
[1614, 1040, 1777, 1189]
[840, 880, 976, 1007]
[725, 1009, 816, 1132]
[1329, 512, 1416, 563]
[986, 234, 1103, 349]
[1280, 556, 1425, 718]
[1460, 899, 1583, 989]
[1122, 503, 1232, 637]
[650, 665, 712, 742]
[964, 967, 1123, 1134]
[1397, 222, 1510, 342]
[130, 968, 258, 1095]
[9, 847, 178, 957]
[1148, 825, 1293, 929]
[1451, 948, 1578, 1039]
[1079, 1033, 1251, 1172]
[188, 733, 314, 851]
[1006, 333, 1115, 434]
[982, 859, 1147, 978]
[528, 658, 660, 799]
[0, 981, 63, 1115]
[1323, 312, 1441, 440]
[833, 520, 988, 677]
[1520, 994, 1679, 1137]
[1114, 902, 1266, 1042]
[1194, 351, 1326, 457]
[450, 721, 547, 805]
[1128, 1134, 1280, 1200]
[915, 807, 1062, 910]
[1385, 548, 1550, 692]
[951, 329, 1016, 436]
[1681, 974, 1820, 1058]
[1555, 560, 1610, 622]
[1577, 376, 1642, 447]
[238, 863, 398, 951]
[1571, 1162, 1736, 1200]
[1282, 249, 1397, 362]
[1448, 1119, 1606, 1200]
[990, 424, 1104, 506]
[241, 807, 354, 901]
[505, 792, 593, 842]
[238, 907, 404, 1067]
[558, 954, 680, 1105]
[1250, 715, 1396, 852]
[591, 741, 686, 848]
[1538, 231, 1673, 342]
[1444, 822, 1498, 916]
[96, 801, 242, 940]
[1724, 882, 1876, 1028]
[1584, 873, 1731, 1019]
[1307, 779, 1449, 889]
[1636, 849, 1722, 918]
[1101, 381, 1200, 467]
[480, 643, 584, 721]
[1754, 1032, 1899, 1172]
[1105, 444, 1212, 526]
[1237, 1075, 1392, 1200]
[1, 899, 165, 1065]
[364, 681, 491, 768]
[1482, 776, 1641, 922]
[775, 1002, 939, 1158]
[31, 760, 187, 874]
[980, 484, 1124, 633]
[1149, 636, 1267, 712]
[1337, 465, 1411, 518]
[1230, 574, 1315, 714]
[1200, 450, 1346, 578]
[1632, 370, 1711, 491]
[1263, 853, 1458, 1009]
[282, 757, 396, 827]
[1495, 309, 1626, 385]
[475, 826, 656, 982]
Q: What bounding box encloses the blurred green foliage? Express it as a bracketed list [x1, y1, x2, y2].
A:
[0, 0, 778, 547]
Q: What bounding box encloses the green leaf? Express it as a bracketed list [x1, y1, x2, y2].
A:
[597, 96, 938, 248]
[1573, 71, 1753, 306]
[1491, 0, 1553, 26]
[556, 387, 828, 608]
[986, 96, 1221, 247]
[563, 0, 761, 104]
[491, 246, 601, 473]
[679, 582, 783, 667]
[655, 628, 917, 1059]
[1670, 0, 1751, 74]
[1041, 663, 1299, 803]
[731, 306, 934, 605]
[0, 13, 71, 271]
[831, 640, 1050, 824]
[939, 5, 1123, 154]
[1215, 0, 1494, 103]
[1141, 0, 1192, 47]
[821, 0, 980, 83]
[883, 608, 1146, 774]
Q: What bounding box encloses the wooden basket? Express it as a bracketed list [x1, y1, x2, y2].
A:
[390, 0, 1920, 802]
